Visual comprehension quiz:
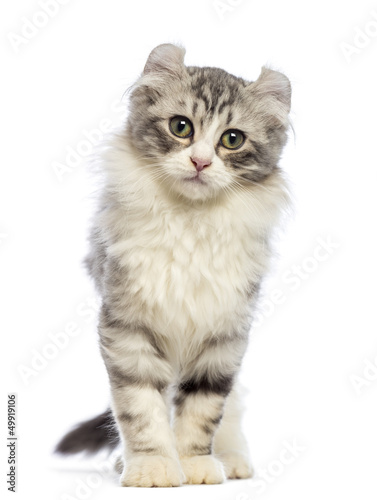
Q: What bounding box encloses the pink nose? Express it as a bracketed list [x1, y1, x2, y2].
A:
[190, 157, 212, 172]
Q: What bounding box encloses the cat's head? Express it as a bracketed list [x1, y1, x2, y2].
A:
[125, 44, 291, 202]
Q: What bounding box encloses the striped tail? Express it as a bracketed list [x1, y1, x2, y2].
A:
[55, 409, 119, 455]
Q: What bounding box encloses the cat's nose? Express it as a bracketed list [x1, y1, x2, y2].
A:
[190, 157, 212, 172]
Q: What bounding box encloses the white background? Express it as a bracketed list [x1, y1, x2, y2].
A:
[2, 0, 377, 499]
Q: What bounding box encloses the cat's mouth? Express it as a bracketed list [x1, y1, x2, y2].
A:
[183, 174, 207, 186]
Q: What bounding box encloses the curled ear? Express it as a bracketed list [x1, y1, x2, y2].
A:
[249, 67, 291, 113]
[143, 43, 186, 77]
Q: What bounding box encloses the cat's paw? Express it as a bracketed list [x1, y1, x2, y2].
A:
[217, 452, 253, 479]
[120, 455, 184, 487]
[180, 455, 226, 485]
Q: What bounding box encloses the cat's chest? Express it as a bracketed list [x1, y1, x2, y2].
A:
[111, 204, 263, 335]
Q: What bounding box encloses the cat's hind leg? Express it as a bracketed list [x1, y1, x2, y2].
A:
[213, 380, 253, 479]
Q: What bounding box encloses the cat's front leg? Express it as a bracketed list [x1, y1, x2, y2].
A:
[174, 385, 227, 485]
[173, 335, 248, 485]
[99, 307, 184, 487]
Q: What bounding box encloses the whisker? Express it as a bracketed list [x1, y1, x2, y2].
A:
[235, 174, 274, 194]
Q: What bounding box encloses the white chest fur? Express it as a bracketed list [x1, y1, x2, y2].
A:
[108, 186, 268, 342]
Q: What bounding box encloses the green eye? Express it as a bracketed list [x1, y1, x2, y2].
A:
[220, 129, 245, 150]
[169, 116, 193, 138]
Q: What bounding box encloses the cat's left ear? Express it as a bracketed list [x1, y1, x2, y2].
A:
[143, 43, 186, 77]
[248, 67, 291, 116]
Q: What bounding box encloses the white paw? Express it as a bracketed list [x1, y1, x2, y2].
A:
[180, 455, 226, 485]
[120, 455, 184, 487]
[217, 452, 253, 479]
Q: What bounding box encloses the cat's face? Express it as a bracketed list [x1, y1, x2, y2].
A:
[126, 44, 291, 202]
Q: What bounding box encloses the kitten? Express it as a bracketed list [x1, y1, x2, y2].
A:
[56, 43, 291, 487]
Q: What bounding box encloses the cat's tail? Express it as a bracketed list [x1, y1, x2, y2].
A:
[55, 409, 120, 455]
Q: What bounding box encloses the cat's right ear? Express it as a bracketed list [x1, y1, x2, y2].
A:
[143, 44, 186, 77]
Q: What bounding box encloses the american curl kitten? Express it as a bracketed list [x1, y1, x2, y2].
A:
[56, 43, 292, 487]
